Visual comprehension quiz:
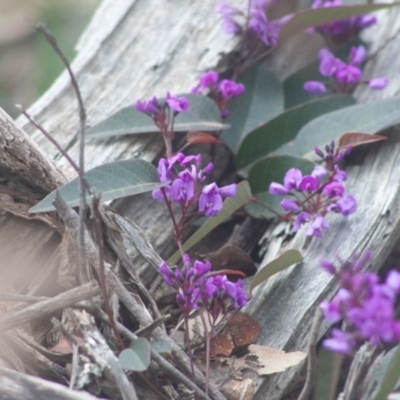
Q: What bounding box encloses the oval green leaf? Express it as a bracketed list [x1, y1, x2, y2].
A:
[279, 3, 400, 42]
[221, 64, 284, 153]
[250, 249, 303, 292]
[370, 345, 400, 400]
[167, 181, 252, 265]
[289, 96, 400, 158]
[118, 338, 151, 372]
[86, 94, 229, 138]
[30, 159, 164, 213]
[237, 95, 355, 169]
[151, 340, 172, 357]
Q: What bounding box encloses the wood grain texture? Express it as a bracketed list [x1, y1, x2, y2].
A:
[0, 0, 398, 399]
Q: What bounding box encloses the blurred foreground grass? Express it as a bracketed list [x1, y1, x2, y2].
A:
[0, 0, 100, 117]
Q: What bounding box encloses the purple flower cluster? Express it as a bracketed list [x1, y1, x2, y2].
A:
[192, 70, 245, 118]
[160, 255, 247, 316]
[136, 92, 189, 115]
[269, 142, 356, 238]
[216, 0, 291, 47]
[304, 46, 388, 95]
[152, 152, 237, 217]
[308, 0, 377, 44]
[320, 252, 400, 354]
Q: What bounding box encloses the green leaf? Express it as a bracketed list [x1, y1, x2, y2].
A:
[118, 338, 151, 372]
[221, 64, 284, 153]
[250, 250, 303, 292]
[237, 95, 355, 169]
[167, 181, 252, 265]
[290, 96, 400, 158]
[283, 60, 322, 109]
[30, 159, 164, 213]
[86, 94, 229, 138]
[370, 345, 400, 400]
[245, 156, 315, 218]
[151, 340, 172, 357]
[280, 3, 400, 42]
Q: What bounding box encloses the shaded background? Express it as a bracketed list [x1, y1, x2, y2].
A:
[0, 0, 100, 118]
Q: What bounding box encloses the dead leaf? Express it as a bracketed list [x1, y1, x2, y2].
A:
[338, 132, 386, 151]
[50, 335, 84, 354]
[201, 245, 257, 280]
[186, 131, 222, 145]
[246, 344, 306, 375]
[210, 313, 260, 357]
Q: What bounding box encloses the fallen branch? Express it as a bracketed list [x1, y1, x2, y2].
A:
[0, 281, 100, 331]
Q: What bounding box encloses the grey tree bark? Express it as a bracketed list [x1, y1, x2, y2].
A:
[0, 0, 398, 399]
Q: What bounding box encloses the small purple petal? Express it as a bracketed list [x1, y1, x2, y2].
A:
[219, 80, 245, 100]
[306, 215, 329, 238]
[335, 194, 357, 216]
[269, 182, 289, 195]
[311, 165, 327, 181]
[368, 77, 388, 90]
[323, 182, 345, 198]
[280, 198, 299, 212]
[218, 183, 237, 198]
[299, 176, 318, 192]
[284, 168, 302, 189]
[304, 81, 327, 94]
[199, 71, 219, 88]
[166, 93, 189, 113]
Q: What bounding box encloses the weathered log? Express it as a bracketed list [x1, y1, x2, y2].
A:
[0, 0, 398, 399]
[0, 366, 103, 400]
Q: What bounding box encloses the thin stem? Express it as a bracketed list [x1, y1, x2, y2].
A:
[161, 188, 181, 242]
[92, 197, 124, 352]
[183, 314, 196, 379]
[199, 310, 211, 397]
[297, 308, 323, 400]
[36, 23, 88, 286]
[251, 196, 285, 218]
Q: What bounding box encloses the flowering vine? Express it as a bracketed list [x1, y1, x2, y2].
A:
[320, 252, 400, 354]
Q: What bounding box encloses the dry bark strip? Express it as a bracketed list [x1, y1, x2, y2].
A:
[0, 366, 103, 400]
[0, 282, 100, 331]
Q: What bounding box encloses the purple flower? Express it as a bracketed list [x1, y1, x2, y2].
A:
[307, 215, 329, 237]
[193, 260, 211, 276]
[323, 329, 356, 354]
[320, 259, 337, 275]
[336, 65, 362, 85]
[319, 49, 343, 77]
[199, 183, 223, 216]
[309, 0, 377, 45]
[219, 183, 237, 198]
[299, 176, 318, 192]
[283, 168, 302, 189]
[199, 71, 219, 88]
[170, 174, 195, 203]
[219, 80, 245, 100]
[280, 198, 299, 212]
[304, 81, 327, 94]
[323, 182, 345, 198]
[135, 96, 160, 114]
[160, 261, 175, 286]
[269, 182, 289, 195]
[368, 77, 388, 90]
[293, 212, 311, 232]
[216, 1, 241, 34]
[349, 45, 366, 66]
[166, 93, 189, 113]
[312, 165, 327, 180]
[334, 194, 357, 216]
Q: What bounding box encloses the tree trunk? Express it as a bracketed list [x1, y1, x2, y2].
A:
[0, 0, 398, 399]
